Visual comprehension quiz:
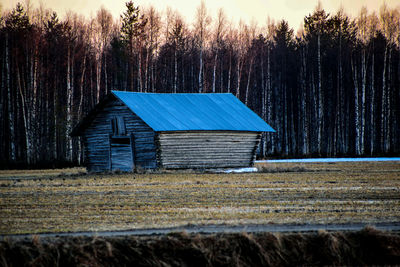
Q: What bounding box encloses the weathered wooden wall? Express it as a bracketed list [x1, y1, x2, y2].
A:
[157, 131, 260, 169]
[82, 98, 157, 172]
[110, 142, 133, 171]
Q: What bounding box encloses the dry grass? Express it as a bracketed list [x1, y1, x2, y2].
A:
[0, 162, 399, 234]
[0, 167, 86, 179]
[1, 228, 400, 266]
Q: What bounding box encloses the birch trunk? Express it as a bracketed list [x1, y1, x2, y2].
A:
[30, 43, 39, 164]
[227, 51, 231, 93]
[245, 56, 254, 105]
[96, 53, 101, 103]
[361, 49, 367, 154]
[77, 54, 86, 165]
[129, 39, 134, 91]
[104, 53, 108, 95]
[381, 45, 387, 152]
[45, 53, 50, 159]
[144, 49, 149, 92]
[370, 47, 375, 154]
[151, 57, 155, 92]
[290, 91, 296, 154]
[219, 60, 223, 93]
[66, 44, 73, 161]
[198, 48, 203, 93]
[138, 47, 142, 92]
[181, 59, 185, 93]
[311, 72, 318, 153]
[260, 49, 266, 157]
[16, 63, 31, 165]
[266, 46, 273, 153]
[236, 55, 241, 98]
[212, 53, 217, 93]
[301, 46, 308, 155]
[351, 55, 361, 155]
[335, 30, 343, 155]
[174, 48, 177, 93]
[385, 48, 391, 152]
[317, 33, 322, 155]
[5, 33, 16, 161]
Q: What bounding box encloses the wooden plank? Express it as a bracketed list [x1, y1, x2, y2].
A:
[157, 131, 259, 169]
[160, 144, 256, 150]
[158, 131, 257, 136]
[82, 99, 157, 172]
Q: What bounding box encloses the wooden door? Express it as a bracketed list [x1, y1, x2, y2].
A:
[110, 136, 134, 171]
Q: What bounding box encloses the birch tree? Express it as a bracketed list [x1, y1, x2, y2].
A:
[211, 8, 226, 93]
[64, 13, 78, 162]
[379, 4, 398, 153]
[304, 3, 329, 155]
[95, 7, 113, 98]
[194, 0, 211, 93]
[143, 6, 161, 92]
[169, 12, 186, 93]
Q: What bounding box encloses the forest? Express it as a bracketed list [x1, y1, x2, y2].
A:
[0, 1, 399, 168]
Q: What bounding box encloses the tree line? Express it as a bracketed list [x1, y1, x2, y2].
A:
[0, 1, 399, 168]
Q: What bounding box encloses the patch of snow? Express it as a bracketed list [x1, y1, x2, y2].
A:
[224, 167, 258, 173]
[256, 187, 399, 191]
[257, 157, 400, 163]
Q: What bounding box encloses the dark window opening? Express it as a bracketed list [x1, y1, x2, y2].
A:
[110, 137, 130, 145]
[111, 116, 126, 136]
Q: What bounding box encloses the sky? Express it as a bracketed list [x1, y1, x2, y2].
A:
[2, 0, 400, 31]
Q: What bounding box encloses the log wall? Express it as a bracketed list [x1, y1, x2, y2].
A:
[157, 131, 260, 169]
[82, 99, 157, 172]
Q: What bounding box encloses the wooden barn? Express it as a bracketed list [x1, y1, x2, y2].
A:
[71, 91, 275, 172]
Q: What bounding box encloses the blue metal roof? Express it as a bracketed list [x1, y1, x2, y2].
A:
[111, 91, 275, 132]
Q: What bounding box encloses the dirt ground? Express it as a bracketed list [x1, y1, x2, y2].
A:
[0, 161, 399, 235]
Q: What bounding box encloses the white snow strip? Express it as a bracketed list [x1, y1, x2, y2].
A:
[256, 157, 400, 163]
[256, 187, 399, 191]
[224, 167, 258, 173]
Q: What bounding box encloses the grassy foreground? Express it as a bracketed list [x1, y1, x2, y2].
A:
[1, 228, 400, 266]
[0, 162, 399, 234]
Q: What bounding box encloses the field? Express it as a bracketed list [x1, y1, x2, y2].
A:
[0, 161, 399, 235]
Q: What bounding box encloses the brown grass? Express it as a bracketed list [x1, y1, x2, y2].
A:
[0, 162, 399, 234]
[0, 228, 399, 266]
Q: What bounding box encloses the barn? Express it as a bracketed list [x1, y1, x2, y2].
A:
[71, 91, 275, 172]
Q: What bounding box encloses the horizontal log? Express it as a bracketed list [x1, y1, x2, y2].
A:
[159, 143, 256, 148]
[161, 163, 250, 169]
[160, 158, 252, 163]
[159, 152, 254, 158]
[158, 140, 256, 145]
[159, 154, 252, 160]
[157, 138, 257, 143]
[158, 131, 258, 137]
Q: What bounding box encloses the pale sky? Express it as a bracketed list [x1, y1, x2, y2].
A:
[2, 0, 400, 31]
